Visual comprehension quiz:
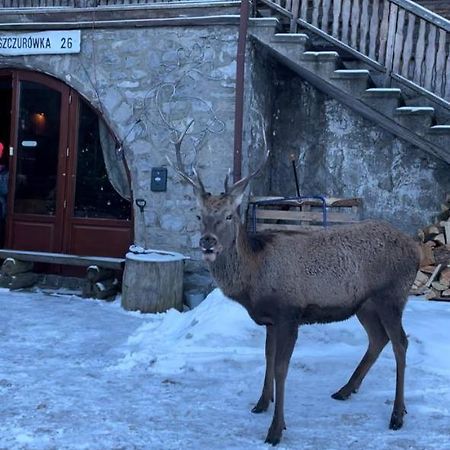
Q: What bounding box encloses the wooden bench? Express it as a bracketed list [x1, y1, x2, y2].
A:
[247, 196, 362, 233]
[0, 249, 124, 299]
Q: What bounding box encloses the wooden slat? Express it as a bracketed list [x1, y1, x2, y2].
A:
[0, 250, 125, 270]
[332, 0, 343, 38]
[401, 12, 416, 77]
[368, 0, 380, 60]
[299, 0, 308, 20]
[256, 223, 322, 232]
[359, 0, 370, 54]
[413, 18, 427, 85]
[290, 0, 301, 32]
[445, 53, 450, 101]
[341, 0, 352, 44]
[378, 0, 391, 64]
[434, 29, 447, 97]
[392, 8, 405, 75]
[351, 0, 361, 49]
[424, 24, 437, 91]
[312, 0, 321, 28]
[255, 209, 359, 223]
[321, 0, 332, 33]
[384, 2, 399, 73]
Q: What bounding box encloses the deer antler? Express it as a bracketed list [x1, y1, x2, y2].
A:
[167, 120, 206, 194]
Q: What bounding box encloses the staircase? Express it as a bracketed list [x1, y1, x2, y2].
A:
[249, 0, 450, 164]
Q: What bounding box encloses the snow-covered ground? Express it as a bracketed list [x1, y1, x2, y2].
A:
[0, 288, 449, 450]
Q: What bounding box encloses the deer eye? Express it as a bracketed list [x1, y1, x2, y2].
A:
[226, 214, 233, 221]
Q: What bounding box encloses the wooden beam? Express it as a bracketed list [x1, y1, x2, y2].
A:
[0, 250, 124, 270]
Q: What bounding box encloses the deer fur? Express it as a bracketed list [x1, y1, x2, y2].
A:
[171, 128, 420, 445]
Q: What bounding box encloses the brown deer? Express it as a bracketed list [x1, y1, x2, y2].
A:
[170, 123, 420, 445]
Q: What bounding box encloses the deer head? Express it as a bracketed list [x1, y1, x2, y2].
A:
[169, 121, 269, 262]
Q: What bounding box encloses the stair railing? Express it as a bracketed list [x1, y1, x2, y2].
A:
[257, 0, 450, 103]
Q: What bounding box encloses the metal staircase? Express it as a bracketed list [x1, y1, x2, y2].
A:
[249, 0, 450, 164]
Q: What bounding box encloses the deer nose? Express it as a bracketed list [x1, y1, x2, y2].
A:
[199, 234, 217, 250]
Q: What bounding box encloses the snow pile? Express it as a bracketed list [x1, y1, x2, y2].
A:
[115, 288, 263, 373]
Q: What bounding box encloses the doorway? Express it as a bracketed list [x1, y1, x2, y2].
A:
[0, 70, 132, 258]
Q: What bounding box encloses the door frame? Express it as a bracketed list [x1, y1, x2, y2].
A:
[1, 68, 133, 257]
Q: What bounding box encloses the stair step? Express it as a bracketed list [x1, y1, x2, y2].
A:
[272, 33, 309, 44]
[329, 69, 371, 95]
[249, 17, 281, 44]
[362, 88, 402, 116]
[302, 51, 339, 61]
[394, 106, 435, 135]
[331, 69, 370, 79]
[429, 125, 450, 134]
[299, 51, 339, 78]
[364, 88, 402, 97]
[395, 106, 435, 115]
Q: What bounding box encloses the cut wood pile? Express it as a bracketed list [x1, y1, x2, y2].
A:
[82, 265, 120, 300]
[411, 195, 450, 300]
[0, 258, 38, 290]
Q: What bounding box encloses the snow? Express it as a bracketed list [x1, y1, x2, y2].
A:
[127, 246, 188, 262]
[0, 287, 449, 450]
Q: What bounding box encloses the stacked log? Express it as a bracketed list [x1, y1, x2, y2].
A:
[0, 258, 38, 290]
[411, 195, 450, 300]
[82, 265, 119, 300]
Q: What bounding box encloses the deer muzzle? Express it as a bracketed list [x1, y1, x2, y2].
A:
[199, 234, 221, 262]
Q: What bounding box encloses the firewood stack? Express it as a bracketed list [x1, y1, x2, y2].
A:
[82, 265, 120, 300]
[411, 195, 450, 300]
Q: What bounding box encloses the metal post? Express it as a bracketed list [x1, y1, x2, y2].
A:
[233, 0, 251, 182]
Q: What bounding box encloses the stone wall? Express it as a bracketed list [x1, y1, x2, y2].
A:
[247, 51, 450, 235]
[1, 25, 239, 271]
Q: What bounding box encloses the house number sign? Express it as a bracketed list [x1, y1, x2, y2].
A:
[0, 30, 81, 56]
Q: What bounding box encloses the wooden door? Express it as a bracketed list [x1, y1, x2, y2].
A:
[3, 70, 132, 258]
[6, 71, 69, 252]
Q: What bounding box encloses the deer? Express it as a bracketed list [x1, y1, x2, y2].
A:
[169, 121, 421, 446]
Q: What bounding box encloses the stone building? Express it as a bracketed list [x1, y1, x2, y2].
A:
[0, 0, 449, 294]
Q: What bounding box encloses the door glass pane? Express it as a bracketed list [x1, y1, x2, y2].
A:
[74, 100, 131, 220]
[15, 81, 60, 215]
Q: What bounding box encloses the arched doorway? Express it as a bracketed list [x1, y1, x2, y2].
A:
[0, 69, 132, 258]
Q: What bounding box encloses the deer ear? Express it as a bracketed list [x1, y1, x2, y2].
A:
[229, 178, 250, 209]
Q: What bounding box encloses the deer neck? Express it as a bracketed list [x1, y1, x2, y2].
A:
[208, 223, 253, 302]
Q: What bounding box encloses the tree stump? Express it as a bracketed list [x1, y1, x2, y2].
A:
[121, 250, 186, 313]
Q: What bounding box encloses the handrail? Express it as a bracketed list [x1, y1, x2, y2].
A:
[390, 0, 450, 31]
[257, 0, 450, 102]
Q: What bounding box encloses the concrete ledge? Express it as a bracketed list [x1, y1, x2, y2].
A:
[0, 2, 241, 29]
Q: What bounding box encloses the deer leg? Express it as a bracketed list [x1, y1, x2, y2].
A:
[265, 321, 298, 446]
[332, 303, 389, 400]
[377, 308, 408, 430]
[252, 325, 276, 413]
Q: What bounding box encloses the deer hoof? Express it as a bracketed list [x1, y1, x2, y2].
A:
[251, 405, 266, 414]
[331, 390, 351, 401]
[264, 421, 285, 446]
[251, 398, 270, 414]
[389, 408, 406, 430]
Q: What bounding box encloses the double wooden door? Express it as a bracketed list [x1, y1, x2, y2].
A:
[0, 70, 132, 257]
